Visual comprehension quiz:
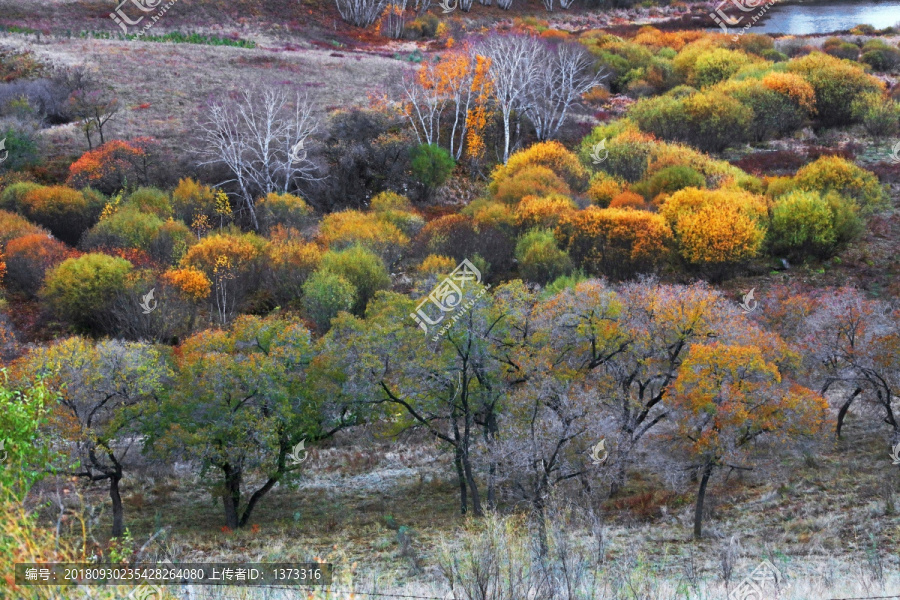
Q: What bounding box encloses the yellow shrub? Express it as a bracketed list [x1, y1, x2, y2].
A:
[515, 194, 578, 230]
[490, 141, 589, 196]
[761, 72, 817, 114]
[318, 210, 409, 263]
[587, 172, 625, 207]
[555, 206, 673, 278]
[418, 254, 457, 276]
[181, 232, 266, 275]
[661, 188, 768, 266]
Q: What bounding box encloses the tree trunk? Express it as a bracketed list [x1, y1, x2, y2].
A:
[109, 475, 124, 538]
[222, 464, 242, 529]
[693, 462, 713, 540]
[462, 453, 483, 517]
[836, 388, 861, 438]
[454, 447, 468, 515]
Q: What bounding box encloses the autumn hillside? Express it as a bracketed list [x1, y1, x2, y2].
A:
[2, 0, 900, 598]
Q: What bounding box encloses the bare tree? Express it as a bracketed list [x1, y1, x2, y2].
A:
[67, 86, 119, 150]
[196, 88, 319, 231]
[335, 0, 386, 27]
[527, 43, 604, 141]
[479, 34, 542, 163]
[497, 0, 513, 8]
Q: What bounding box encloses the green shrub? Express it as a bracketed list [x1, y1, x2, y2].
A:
[787, 52, 884, 127]
[319, 245, 390, 315]
[0, 118, 41, 173]
[149, 218, 193, 265]
[691, 48, 757, 88]
[859, 39, 900, 72]
[81, 207, 164, 252]
[850, 93, 900, 137]
[767, 190, 861, 260]
[0, 181, 41, 212]
[515, 229, 572, 285]
[124, 187, 172, 218]
[410, 143, 455, 196]
[760, 49, 788, 62]
[794, 156, 886, 214]
[257, 192, 314, 233]
[42, 253, 133, 331]
[302, 270, 356, 331]
[645, 165, 706, 199]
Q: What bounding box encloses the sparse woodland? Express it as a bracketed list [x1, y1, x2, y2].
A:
[1, 0, 900, 597]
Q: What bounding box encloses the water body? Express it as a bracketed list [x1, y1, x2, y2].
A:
[747, 1, 900, 35]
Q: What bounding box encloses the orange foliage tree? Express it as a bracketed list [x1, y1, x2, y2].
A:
[67, 137, 162, 195]
[402, 46, 493, 162]
[668, 339, 827, 538]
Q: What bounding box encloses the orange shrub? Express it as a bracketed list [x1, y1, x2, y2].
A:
[161, 266, 212, 302]
[761, 72, 817, 114]
[555, 206, 673, 279]
[171, 178, 217, 223]
[67, 137, 161, 195]
[0, 210, 46, 248]
[19, 186, 99, 245]
[181, 232, 267, 275]
[515, 194, 578, 231]
[5, 234, 72, 297]
[587, 172, 625, 207]
[609, 191, 648, 210]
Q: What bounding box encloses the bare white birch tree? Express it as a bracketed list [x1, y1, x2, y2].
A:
[335, 0, 386, 27]
[479, 34, 542, 163]
[527, 43, 605, 141]
[402, 53, 486, 161]
[196, 88, 318, 231]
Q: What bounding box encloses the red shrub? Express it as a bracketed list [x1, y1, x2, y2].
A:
[5, 234, 73, 298]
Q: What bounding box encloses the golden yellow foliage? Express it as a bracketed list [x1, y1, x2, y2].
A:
[661, 188, 768, 266]
[418, 254, 457, 276]
[515, 194, 578, 230]
[490, 140, 589, 196]
[162, 267, 212, 302]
